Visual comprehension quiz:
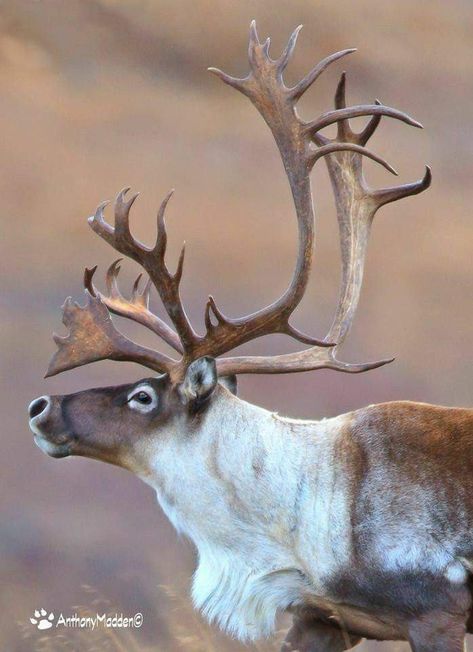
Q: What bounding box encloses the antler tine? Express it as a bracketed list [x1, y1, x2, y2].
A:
[106, 258, 124, 298]
[333, 72, 353, 142]
[358, 99, 383, 145]
[131, 274, 153, 308]
[289, 47, 357, 100]
[308, 142, 398, 175]
[88, 191, 140, 260]
[85, 264, 183, 354]
[248, 19, 260, 48]
[372, 166, 432, 208]
[155, 189, 173, 259]
[131, 273, 143, 303]
[331, 74, 384, 147]
[276, 24, 303, 74]
[146, 191, 197, 351]
[305, 104, 422, 137]
[216, 347, 394, 377]
[114, 187, 139, 245]
[207, 67, 248, 93]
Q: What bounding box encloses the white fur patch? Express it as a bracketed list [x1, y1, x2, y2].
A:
[142, 392, 357, 641]
[192, 545, 307, 641]
[444, 561, 468, 584]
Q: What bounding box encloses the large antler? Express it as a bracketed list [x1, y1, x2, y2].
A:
[47, 22, 430, 381]
[208, 22, 430, 376]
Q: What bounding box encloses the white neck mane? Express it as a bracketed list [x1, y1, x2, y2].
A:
[145, 387, 348, 641]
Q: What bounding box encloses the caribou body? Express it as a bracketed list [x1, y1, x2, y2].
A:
[28, 22, 473, 652]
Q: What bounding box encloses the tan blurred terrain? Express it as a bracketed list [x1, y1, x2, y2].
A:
[1, 1, 473, 650]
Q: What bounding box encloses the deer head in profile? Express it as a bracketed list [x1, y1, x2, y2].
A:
[31, 22, 473, 652]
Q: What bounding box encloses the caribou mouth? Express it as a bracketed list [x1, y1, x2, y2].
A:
[33, 434, 72, 458]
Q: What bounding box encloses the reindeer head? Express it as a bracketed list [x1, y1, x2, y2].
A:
[28, 22, 430, 472]
[29, 358, 239, 475]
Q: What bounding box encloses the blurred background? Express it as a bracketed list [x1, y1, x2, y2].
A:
[1, 0, 472, 650]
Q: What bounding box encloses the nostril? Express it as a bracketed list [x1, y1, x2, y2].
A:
[29, 397, 50, 419]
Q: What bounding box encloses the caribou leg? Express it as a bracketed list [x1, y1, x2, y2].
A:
[408, 611, 466, 652]
[281, 613, 362, 652]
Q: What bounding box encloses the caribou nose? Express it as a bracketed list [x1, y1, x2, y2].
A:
[28, 396, 51, 420]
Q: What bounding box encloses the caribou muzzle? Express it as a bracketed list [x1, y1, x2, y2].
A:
[28, 395, 72, 458]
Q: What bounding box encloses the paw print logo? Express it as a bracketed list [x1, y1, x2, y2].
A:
[30, 609, 55, 630]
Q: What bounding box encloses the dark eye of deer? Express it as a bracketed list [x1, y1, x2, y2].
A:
[127, 386, 157, 412]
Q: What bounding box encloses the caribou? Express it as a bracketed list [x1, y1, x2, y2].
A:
[28, 22, 473, 652]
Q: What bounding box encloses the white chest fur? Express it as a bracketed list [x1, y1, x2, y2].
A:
[144, 390, 351, 641]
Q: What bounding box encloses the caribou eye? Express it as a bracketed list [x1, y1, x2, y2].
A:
[135, 391, 151, 404]
[127, 385, 158, 413]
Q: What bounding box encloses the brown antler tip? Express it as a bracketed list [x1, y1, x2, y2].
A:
[276, 24, 303, 72]
[106, 259, 121, 281]
[116, 186, 131, 202]
[105, 259, 125, 298]
[60, 296, 73, 312]
[285, 323, 336, 347]
[335, 356, 395, 374]
[131, 273, 143, 296]
[364, 356, 396, 371]
[333, 47, 358, 58]
[290, 48, 357, 101]
[108, 258, 123, 271]
[156, 190, 175, 235]
[174, 242, 186, 283]
[88, 199, 110, 224]
[288, 24, 304, 43]
[423, 165, 432, 187]
[206, 295, 227, 324]
[249, 19, 259, 41]
[161, 189, 175, 210]
[116, 187, 140, 212]
[44, 360, 59, 379]
[207, 67, 247, 91]
[83, 266, 98, 295]
[334, 71, 347, 110]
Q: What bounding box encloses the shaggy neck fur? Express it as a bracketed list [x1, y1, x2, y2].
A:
[143, 386, 350, 641]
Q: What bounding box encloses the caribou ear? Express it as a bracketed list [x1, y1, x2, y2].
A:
[179, 357, 218, 407]
[219, 374, 237, 396]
